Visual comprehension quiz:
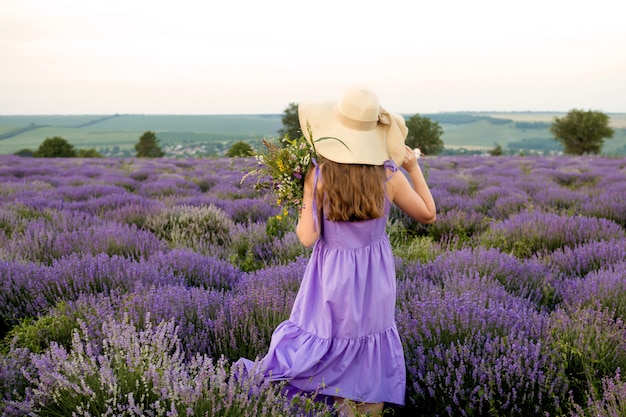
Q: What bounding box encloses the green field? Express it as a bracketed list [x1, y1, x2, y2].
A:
[436, 112, 626, 155]
[1, 112, 625, 157]
[0, 114, 282, 157]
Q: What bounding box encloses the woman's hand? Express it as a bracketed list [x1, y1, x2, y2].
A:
[400, 145, 419, 173]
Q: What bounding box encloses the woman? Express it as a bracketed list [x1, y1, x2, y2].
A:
[240, 86, 436, 416]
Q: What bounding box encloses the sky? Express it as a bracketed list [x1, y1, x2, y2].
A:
[1, 0, 625, 115]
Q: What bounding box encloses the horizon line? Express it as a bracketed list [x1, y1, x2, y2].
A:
[4, 110, 624, 117]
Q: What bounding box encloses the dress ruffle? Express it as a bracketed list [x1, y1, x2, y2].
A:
[240, 320, 406, 405]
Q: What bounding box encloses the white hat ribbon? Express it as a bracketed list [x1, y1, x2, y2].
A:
[378, 107, 391, 126]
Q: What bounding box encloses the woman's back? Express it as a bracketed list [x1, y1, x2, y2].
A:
[319, 201, 389, 249]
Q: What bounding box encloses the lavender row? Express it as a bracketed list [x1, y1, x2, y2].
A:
[2, 154, 626, 415]
[5, 246, 626, 415]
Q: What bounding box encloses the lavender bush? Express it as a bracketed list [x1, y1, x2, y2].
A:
[571, 369, 626, 417]
[558, 262, 626, 321]
[0, 253, 175, 329]
[411, 247, 555, 308]
[145, 204, 235, 249]
[6, 221, 167, 264]
[397, 272, 567, 416]
[8, 316, 332, 416]
[228, 221, 308, 272]
[541, 238, 626, 280]
[480, 210, 626, 258]
[2, 154, 626, 416]
[547, 306, 626, 405]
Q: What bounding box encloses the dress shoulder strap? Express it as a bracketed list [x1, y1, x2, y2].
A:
[383, 159, 398, 181]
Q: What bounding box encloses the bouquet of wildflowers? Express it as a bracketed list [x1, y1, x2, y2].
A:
[243, 125, 349, 214]
[244, 134, 315, 214]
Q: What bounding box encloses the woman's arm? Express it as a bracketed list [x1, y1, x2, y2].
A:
[296, 167, 321, 247]
[389, 146, 436, 224]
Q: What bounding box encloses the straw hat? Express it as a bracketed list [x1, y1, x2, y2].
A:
[297, 86, 408, 165]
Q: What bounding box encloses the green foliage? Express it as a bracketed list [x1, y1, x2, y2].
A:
[489, 144, 503, 156]
[29, 316, 332, 416]
[405, 114, 444, 156]
[1, 302, 77, 354]
[13, 148, 34, 157]
[266, 214, 296, 239]
[144, 204, 234, 249]
[76, 148, 102, 158]
[550, 109, 615, 155]
[134, 130, 165, 158]
[228, 222, 306, 272]
[226, 140, 254, 157]
[192, 177, 217, 193]
[428, 209, 489, 247]
[548, 307, 626, 405]
[276, 102, 301, 140]
[570, 370, 626, 417]
[551, 171, 600, 190]
[34, 136, 77, 158]
[392, 235, 441, 264]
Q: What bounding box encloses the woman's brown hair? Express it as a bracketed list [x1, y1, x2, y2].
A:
[318, 156, 387, 222]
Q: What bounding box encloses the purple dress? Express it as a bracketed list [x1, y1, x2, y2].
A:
[240, 160, 406, 405]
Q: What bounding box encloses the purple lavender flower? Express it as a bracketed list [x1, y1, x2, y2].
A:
[482, 210, 626, 257]
[408, 247, 554, 307]
[14, 314, 332, 416]
[542, 238, 626, 280]
[547, 306, 626, 405]
[570, 368, 626, 417]
[6, 221, 167, 264]
[558, 261, 626, 319]
[150, 248, 243, 290]
[0, 253, 175, 327]
[580, 187, 626, 227]
[397, 276, 565, 416]
[3, 154, 626, 415]
[228, 222, 308, 272]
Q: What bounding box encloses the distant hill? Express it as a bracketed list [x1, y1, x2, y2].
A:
[1, 112, 625, 157]
[0, 114, 282, 157]
[422, 112, 626, 156]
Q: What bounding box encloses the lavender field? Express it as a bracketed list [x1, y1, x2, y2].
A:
[1, 154, 626, 416]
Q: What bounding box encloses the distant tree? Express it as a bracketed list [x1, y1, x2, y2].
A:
[405, 114, 444, 156]
[489, 144, 503, 156]
[77, 148, 102, 158]
[135, 131, 165, 158]
[550, 109, 614, 155]
[226, 141, 254, 157]
[14, 148, 34, 157]
[34, 136, 77, 158]
[277, 102, 301, 140]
